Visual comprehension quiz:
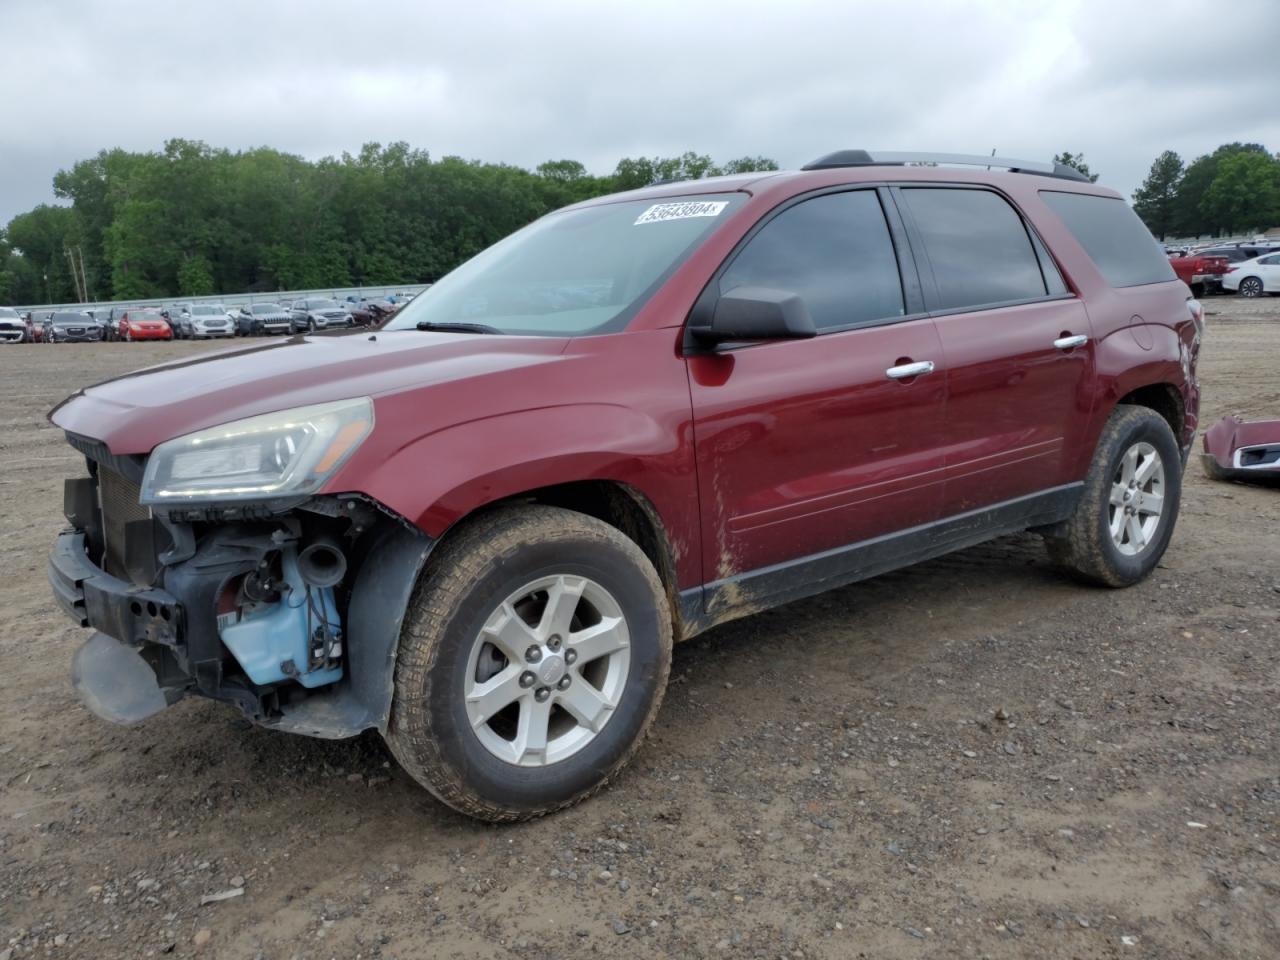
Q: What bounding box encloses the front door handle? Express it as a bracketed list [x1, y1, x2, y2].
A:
[1053, 334, 1088, 350]
[885, 360, 935, 380]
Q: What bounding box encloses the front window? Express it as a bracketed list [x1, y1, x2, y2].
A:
[0, 308, 18, 319]
[385, 194, 745, 337]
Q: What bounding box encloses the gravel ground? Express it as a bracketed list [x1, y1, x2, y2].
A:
[1, 300, 1278, 959]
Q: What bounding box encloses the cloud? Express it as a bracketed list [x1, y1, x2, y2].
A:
[2, 0, 1278, 225]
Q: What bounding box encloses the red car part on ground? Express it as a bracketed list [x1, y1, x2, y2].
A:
[1201, 415, 1280, 481]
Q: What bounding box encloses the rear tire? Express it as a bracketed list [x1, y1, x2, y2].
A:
[1045, 404, 1181, 587]
[1239, 276, 1263, 297]
[387, 505, 672, 822]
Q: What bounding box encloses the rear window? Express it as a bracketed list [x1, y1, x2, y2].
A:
[901, 185, 1049, 309]
[900, 188, 1049, 310]
[1040, 192, 1175, 287]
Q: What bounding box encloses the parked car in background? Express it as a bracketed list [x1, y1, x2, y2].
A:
[0, 307, 25, 342]
[1167, 250, 1229, 297]
[99, 305, 132, 341]
[1198, 243, 1279, 264]
[83, 308, 113, 338]
[241, 302, 291, 335]
[233, 307, 261, 336]
[188, 304, 235, 338]
[344, 298, 377, 326]
[289, 297, 352, 333]
[161, 305, 194, 339]
[48, 150, 1201, 822]
[45, 311, 102, 343]
[118, 309, 173, 341]
[1222, 252, 1280, 297]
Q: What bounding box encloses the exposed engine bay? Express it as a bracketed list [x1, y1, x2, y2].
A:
[51, 437, 432, 738]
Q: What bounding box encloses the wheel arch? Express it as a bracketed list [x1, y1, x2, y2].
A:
[1115, 382, 1185, 442]
[437, 479, 688, 640]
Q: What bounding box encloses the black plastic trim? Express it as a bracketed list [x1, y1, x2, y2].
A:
[64, 431, 147, 484]
[49, 531, 183, 645]
[679, 483, 1082, 638]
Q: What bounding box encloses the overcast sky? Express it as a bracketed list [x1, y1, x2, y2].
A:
[3, 0, 1279, 225]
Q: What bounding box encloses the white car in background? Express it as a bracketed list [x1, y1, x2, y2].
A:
[0, 306, 26, 342]
[1223, 252, 1280, 298]
[188, 304, 235, 338]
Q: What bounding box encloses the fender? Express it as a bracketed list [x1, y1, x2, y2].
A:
[1081, 319, 1198, 475]
[340, 401, 703, 589]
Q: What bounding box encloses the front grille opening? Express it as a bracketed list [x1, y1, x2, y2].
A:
[97, 467, 152, 581]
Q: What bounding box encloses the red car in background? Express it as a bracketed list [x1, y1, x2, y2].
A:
[1167, 250, 1229, 297]
[118, 309, 173, 341]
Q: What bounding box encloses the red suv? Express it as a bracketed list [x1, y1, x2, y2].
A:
[48, 150, 1202, 821]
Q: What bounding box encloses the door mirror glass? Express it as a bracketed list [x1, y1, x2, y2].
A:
[696, 286, 817, 344]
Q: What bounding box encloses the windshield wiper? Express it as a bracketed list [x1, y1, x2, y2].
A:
[414, 321, 501, 334]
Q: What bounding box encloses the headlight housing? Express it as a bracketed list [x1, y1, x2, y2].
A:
[139, 398, 374, 505]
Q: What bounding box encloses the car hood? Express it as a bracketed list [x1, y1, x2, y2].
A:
[50, 330, 570, 455]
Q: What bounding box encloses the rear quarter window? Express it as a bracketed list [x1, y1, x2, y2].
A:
[1040, 191, 1176, 287]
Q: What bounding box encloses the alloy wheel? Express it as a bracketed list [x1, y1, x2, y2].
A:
[463, 574, 631, 767]
[1108, 441, 1165, 556]
[1240, 277, 1263, 298]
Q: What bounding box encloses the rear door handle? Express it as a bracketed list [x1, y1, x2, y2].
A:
[1053, 334, 1088, 350]
[885, 360, 935, 380]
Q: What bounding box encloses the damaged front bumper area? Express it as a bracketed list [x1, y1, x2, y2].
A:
[48, 445, 432, 739]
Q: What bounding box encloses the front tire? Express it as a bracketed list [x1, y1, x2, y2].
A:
[387, 506, 672, 822]
[1045, 404, 1182, 587]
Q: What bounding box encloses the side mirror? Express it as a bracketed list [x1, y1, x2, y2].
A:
[694, 287, 817, 344]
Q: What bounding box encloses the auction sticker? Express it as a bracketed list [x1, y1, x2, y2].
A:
[634, 200, 729, 225]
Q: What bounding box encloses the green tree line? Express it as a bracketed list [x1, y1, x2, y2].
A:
[1132, 143, 1280, 240]
[0, 141, 778, 305]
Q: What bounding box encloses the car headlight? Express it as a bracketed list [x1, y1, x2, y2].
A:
[139, 398, 374, 504]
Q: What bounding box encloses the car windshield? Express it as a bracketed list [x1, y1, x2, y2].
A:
[251, 303, 281, 313]
[0, 308, 18, 318]
[384, 194, 744, 336]
[52, 313, 89, 323]
[192, 306, 221, 316]
[135, 312, 163, 320]
[309, 300, 341, 310]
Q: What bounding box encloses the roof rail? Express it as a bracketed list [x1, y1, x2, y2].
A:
[800, 150, 1091, 183]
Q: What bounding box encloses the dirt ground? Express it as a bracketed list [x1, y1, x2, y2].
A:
[1, 300, 1278, 960]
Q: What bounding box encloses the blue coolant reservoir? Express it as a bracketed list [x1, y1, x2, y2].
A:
[219, 547, 343, 689]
